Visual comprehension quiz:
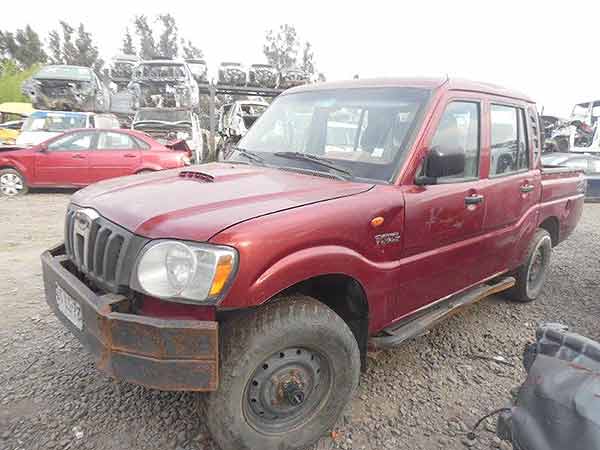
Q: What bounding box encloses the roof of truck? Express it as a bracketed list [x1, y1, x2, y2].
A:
[286, 77, 534, 103]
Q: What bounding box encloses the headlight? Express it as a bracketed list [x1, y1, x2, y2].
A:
[131, 240, 238, 303]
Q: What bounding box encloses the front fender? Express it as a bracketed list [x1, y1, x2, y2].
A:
[0, 157, 30, 183]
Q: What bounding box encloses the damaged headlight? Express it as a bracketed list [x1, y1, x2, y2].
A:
[131, 240, 238, 304]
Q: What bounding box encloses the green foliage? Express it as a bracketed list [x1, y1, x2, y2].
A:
[157, 14, 178, 58]
[0, 62, 38, 103]
[301, 41, 314, 76]
[181, 39, 203, 59]
[47, 22, 103, 71]
[263, 24, 299, 73]
[121, 28, 136, 55]
[134, 15, 158, 60]
[0, 26, 46, 68]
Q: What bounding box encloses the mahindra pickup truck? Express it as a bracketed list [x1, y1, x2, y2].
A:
[41, 77, 585, 450]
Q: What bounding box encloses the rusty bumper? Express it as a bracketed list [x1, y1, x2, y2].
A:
[41, 244, 218, 391]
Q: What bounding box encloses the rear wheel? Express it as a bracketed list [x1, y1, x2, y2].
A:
[506, 229, 552, 302]
[0, 169, 28, 197]
[206, 296, 360, 450]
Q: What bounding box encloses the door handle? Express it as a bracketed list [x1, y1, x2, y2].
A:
[123, 153, 137, 158]
[465, 194, 484, 205]
[71, 154, 85, 159]
[520, 184, 535, 193]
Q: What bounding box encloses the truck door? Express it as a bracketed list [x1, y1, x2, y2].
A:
[481, 103, 540, 275]
[400, 99, 489, 313]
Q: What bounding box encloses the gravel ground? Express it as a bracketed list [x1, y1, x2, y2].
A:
[1, 192, 598, 450]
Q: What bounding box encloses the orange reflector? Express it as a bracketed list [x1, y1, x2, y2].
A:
[209, 255, 234, 296]
[371, 216, 384, 228]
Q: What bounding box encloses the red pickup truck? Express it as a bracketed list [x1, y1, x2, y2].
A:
[0, 128, 190, 196]
[41, 78, 584, 450]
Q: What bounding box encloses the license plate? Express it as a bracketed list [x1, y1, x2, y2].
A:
[55, 283, 83, 330]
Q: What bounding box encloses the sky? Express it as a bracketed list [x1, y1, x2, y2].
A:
[5, 0, 600, 116]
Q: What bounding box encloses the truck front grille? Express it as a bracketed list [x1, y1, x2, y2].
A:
[64, 206, 147, 293]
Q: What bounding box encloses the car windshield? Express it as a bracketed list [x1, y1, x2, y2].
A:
[35, 66, 92, 81]
[134, 110, 191, 123]
[232, 87, 429, 182]
[21, 113, 87, 132]
[136, 64, 186, 80]
[111, 62, 135, 78]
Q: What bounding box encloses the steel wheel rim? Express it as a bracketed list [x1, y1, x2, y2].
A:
[0, 173, 24, 196]
[243, 347, 332, 434]
[526, 236, 551, 298]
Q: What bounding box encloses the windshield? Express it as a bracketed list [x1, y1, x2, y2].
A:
[35, 66, 92, 81]
[134, 109, 191, 123]
[232, 87, 429, 181]
[135, 64, 186, 80]
[21, 112, 87, 132]
[111, 62, 135, 78]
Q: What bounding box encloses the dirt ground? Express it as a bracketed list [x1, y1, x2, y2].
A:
[1, 192, 599, 450]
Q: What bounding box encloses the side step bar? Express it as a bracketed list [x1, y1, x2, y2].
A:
[369, 276, 515, 350]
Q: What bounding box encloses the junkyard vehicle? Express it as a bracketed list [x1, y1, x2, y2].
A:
[494, 323, 600, 450]
[277, 67, 310, 89]
[0, 128, 190, 196]
[542, 152, 600, 201]
[0, 102, 33, 145]
[108, 54, 139, 91]
[217, 61, 247, 86]
[16, 110, 120, 147]
[185, 59, 208, 84]
[0, 121, 23, 145]
[132, 108, 205, 163]
[41, 78, 584, 450]
[217, 100, 268, 159]
[128, 60, 200, 109]
[22, 65, 111, 113]
[248, 63, 278, 88]
[541, 115, 571, 152]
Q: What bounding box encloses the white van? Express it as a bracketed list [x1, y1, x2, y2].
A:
[16, 111, 120, 147]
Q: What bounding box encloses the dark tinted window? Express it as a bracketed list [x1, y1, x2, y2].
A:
[431, 101, 480, 180]
[517, 109, 529, 170]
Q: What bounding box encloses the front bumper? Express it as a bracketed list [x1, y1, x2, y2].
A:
[41, 244, 219, 391]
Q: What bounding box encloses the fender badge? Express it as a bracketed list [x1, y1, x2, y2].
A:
[375, 232, 401, 246]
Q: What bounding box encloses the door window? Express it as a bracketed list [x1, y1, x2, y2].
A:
[98, 132, 137, 149]
[430, 101, 480, 180]
[47, 132, 93, 151]
[490, 105, 529, 176]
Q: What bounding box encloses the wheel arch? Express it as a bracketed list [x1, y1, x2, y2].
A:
[0, 164, 28, 183]
[539, 216, 559, 246]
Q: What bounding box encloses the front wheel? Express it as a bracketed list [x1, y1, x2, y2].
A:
[0, 168, 28, 197]
[206, 296, 360, 450]
[506, 229, 552, 302]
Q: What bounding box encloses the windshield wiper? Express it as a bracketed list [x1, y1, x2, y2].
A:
[273, 151, 352, 178]
[233, 147, 265, 165]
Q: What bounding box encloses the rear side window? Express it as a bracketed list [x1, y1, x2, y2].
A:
[528, 108, 541, 163]
[490, 105, 529, 176]
[430, 101, 480, 181]
[98, 132, 137, 150]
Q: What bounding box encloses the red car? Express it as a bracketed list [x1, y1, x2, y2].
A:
[0, 128, 190, 196]
[41, 78, 584, 450]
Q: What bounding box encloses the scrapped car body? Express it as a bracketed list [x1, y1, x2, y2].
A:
[248, 63, 278, 88]
[218, 62, 247, 86]
[108, 54, 139, 91]
[277, 67, 309, 89]
[185, 59, 208, 84]
[132, 108, 205, 163]
[541, 115, 571, 152]
[0, 128, 189, 196]
[15, 111, 120, 147]
[41, 78, 584, 450]
[217, 100, 268, 159]
[128, 60, 200, 109]
[22, 65, 111, 113]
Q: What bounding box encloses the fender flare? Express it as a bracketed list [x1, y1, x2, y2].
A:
[0, 158, 30, 184]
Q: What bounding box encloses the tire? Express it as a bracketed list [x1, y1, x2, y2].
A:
[506, 229, 552, 302]
[0, 168, 28, 197]
[206, 295, 360, 450]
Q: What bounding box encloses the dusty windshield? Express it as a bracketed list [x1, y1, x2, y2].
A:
[22, 113, 87, 132]
[233, 87, 429, 181]
[134, 109, 191, 123]
[135, 64, 186, 80]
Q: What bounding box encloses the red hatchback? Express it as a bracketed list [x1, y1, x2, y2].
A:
[0, 128, 190, 196]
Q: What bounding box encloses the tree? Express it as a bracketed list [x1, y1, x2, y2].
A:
[0, 26, 46, 68]
[263, 24, 299, 73]
[47, 30, 63, 64]
[300, 41, 315, 77]
[74, 23, 103, 71]
[59, 21, 78, 65]
[180, 39, 203, 60]
[134, 15, 158, 59]
[121, 28, 136, 55]
[157, 14, 178, 58]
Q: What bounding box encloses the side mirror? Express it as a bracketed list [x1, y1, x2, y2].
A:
[416, 146, 465, 185]
[38, 143, 48, 152]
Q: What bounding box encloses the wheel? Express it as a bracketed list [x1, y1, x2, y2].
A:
[206, 296, 360, 450]
[506, 229, 552, 302]
[0, 168, 28, 197]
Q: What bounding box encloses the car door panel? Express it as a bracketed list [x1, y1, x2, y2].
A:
[34, 131, 93, 186]
[88, 131, 142, 182]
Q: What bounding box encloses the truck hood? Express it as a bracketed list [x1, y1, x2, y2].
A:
[71, 163, 374, 242]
